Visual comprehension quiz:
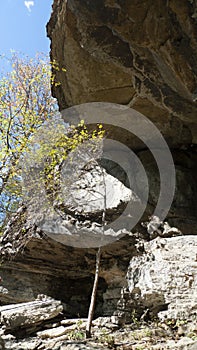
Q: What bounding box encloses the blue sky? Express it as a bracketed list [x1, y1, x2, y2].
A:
[0, 0, 53, 72]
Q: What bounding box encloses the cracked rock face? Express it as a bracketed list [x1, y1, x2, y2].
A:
[122, 235, 197, 320]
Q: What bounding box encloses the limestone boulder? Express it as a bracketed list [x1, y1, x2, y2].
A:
[122, 235, 197, 320]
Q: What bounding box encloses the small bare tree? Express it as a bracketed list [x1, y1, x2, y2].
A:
[86, 167, 107, 338]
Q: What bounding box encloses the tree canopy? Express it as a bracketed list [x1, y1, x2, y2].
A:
[0, 53, 104, 233]
[0, 53, 57, 231]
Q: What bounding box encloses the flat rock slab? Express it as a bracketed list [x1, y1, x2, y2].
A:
[37, 325, 73, 339]
[61, 319, 88, 326]
[151, 338, 197, 350]
[59, 343, 108, 350]
[0, 296, 63, 330]
[37, 322, 86, 339]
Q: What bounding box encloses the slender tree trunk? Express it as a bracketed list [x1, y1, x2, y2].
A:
[86, 167, 106, 339]
[86, 246, 101, 338]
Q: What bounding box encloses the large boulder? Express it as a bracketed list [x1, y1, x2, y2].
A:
[120, 235, 197, 320]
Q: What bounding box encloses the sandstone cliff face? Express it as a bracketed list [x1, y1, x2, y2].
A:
[0, 0, 197, 326]
[46, 0, 197, 320]
[46, 0, 197, 231]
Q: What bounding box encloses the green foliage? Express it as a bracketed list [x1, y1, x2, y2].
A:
[67, 320, 85, 340]
[0, 52, 105, 233]
[131, 309, 141, 328]
[131, 327, 153, 341]
[97, 328, 115, 348]
[44, 120, 104, 189]
[187, 332, 197, 340]
[0, 53, 57, 230]
[23, 119, 105, 208]
[67, 329, 85, 340]
[50, 58, 67, 87]
[165, 318, 187, 329]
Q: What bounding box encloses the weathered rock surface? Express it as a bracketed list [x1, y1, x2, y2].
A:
[46, 0, 197, 235]
[0, 295, 63, 332]
[47, 0, 197, 146]
[45, 2, 197, 327]
[120, 235, 197, 321]
[0, 206, 137, 318]
[27, 161, 139, 248]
